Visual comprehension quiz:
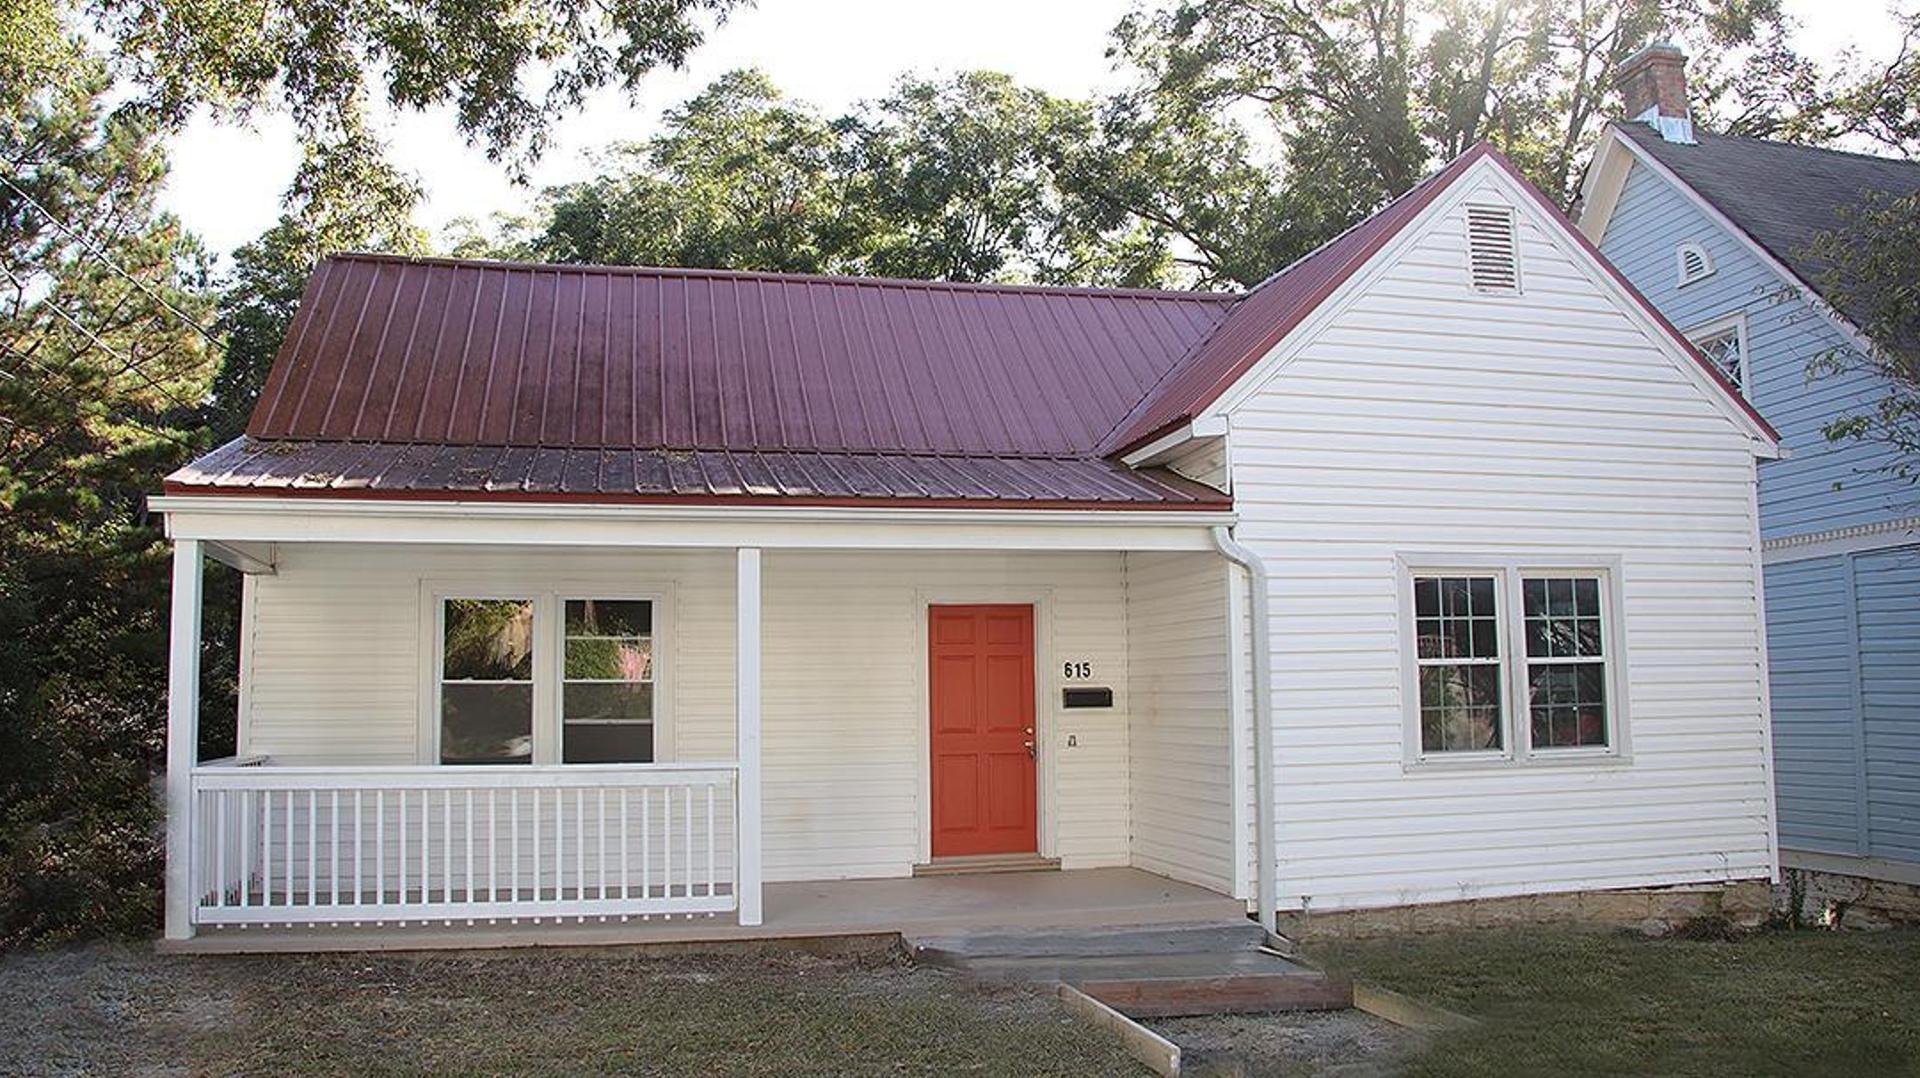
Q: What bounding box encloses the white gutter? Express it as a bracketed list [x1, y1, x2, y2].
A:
[1211, 525, 1279, 937]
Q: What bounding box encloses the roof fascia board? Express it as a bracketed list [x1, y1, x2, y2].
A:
[1574, 128, 1634, 242]
[1200, 153, 1780, 455]
[151, 495, 1230, 553]
[1596, 125, 1880, 360]
[1118, 415, 1229, 468]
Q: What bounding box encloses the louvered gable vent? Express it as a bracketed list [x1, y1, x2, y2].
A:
[1465, 204, 1520, 293]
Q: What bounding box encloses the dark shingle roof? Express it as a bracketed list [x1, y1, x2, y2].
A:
[1618, 122, 1920, 329]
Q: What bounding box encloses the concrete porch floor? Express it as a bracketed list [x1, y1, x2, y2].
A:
[162, 868, 1249, 955]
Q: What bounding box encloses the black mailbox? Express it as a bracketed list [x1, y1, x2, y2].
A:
[1062, 687, 1114, 709]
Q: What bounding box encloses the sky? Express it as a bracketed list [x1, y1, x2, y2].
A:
[158, 0, 1906, 261]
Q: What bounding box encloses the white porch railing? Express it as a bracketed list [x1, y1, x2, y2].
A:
[189, 761, 738, 928]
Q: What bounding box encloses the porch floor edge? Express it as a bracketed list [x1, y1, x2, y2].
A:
[159, 867, 1247, 956]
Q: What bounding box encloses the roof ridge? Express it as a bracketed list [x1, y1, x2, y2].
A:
[1628, 121, 1920, 169]
[323, 252, 1242, 303]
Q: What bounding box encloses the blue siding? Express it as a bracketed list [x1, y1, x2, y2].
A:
[1764, 555, 1864, 855]
[1598, 161, 1909, 541]
[1856, 545, 1920, 862]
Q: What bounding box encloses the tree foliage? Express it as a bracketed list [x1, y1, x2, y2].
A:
[0, 36, 221, 945]
[1807, 192, 1920, 490]
[1103, 0, 1823, 270]
[79, 0, 740, 167]
[495, 70, 1177, 286]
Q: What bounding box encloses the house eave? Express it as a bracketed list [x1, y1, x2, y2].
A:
[149, 494, 1235, 552]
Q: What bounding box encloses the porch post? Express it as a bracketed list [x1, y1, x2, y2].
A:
[735, 547, 764, 926]
[163, 538, 204, 941]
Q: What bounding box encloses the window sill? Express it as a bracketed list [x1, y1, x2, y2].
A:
[1404, 751, 1631, 774]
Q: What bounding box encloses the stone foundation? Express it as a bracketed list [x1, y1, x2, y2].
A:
[1273, 880, 1775, 941]
[1777, 867, 1920, 930]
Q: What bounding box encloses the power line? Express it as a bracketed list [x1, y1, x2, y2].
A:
[0, 265, 207, 449]
[1, 171, 226, 352]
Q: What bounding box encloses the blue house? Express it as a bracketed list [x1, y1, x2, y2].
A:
[1579, 44, 1920, 887]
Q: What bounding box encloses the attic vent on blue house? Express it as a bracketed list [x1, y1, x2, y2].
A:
[1675, 241, 1714, 286]
[1465, 204, 1520, 294]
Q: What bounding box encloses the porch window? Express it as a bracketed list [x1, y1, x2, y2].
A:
[1403, 562, 1624, 766]
[562, 599, 655, 763]
[439, 599, 535, 764]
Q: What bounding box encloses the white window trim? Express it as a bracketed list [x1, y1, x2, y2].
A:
[1675, 240, 1716, 287]
[418, 582, 675, 766]
[1684, 312, 1749, 392]
[1396, 554, 1632, 772]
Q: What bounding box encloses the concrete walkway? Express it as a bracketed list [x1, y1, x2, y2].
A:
[909, 921, 1352, 1018]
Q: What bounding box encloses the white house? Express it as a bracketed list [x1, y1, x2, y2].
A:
[154, 143, 1783, 947]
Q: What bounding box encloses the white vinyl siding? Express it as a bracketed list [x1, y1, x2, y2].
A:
[1221, 171, 1774, 910]
[238, 545, 1135, 884]
[1125, 552, 1243, 895]
[1166, 436, 1230, 491]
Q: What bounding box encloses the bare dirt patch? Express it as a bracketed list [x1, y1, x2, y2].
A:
[0, 941, 1149, 1076]
[1152, 1009, 1424, 1077]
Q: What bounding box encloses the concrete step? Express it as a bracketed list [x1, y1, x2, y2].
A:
[908, 919, 1344, 1017]
[911, 920, 1270, 962]
[912, 854, 1062, 877]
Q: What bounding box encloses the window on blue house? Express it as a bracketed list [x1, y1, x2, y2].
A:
[1686, 314, 1747, 392]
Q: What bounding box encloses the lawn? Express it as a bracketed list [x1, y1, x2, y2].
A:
[1310, 925, 1920, 1078]
[0, 942, 1147, 1076]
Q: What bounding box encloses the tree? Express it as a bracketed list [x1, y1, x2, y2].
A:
[0, 35, 221, 944]
[1797, 7, 1920, 154]
[1806, 192, 1920, 492]
[1103, 0, 1821, 273]
[514, 71, 856, 273]
[71, 0, 741, 169]
[501, 70, 1178, 287]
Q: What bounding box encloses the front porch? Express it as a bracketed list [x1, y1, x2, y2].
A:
[161, 864, 1244, 954]
[156, 496, 1274, 946]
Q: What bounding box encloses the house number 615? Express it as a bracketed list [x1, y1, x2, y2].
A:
[1063, 661, 1092, 680]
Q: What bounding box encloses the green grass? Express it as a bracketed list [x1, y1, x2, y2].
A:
[1310, 926, 1920, 1077]
[0, 943, 1148, 1076]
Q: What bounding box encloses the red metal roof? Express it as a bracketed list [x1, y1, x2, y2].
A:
[248, 256, 1235, 457]
[170, 141, 1772, 512]
[168, 437, 1229, 509]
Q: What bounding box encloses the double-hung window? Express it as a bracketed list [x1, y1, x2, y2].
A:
[439, 599, 536, 764]
[434, 593, 661, 766]
[561, 599, 656, 763]
[1403, 562, 1624, 766]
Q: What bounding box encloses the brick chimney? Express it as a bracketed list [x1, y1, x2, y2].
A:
[1615, 42, 1695, 143]
[1620, 42, 1697, 144]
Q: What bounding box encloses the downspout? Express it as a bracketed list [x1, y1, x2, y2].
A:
[1211, 525, 1279, 938]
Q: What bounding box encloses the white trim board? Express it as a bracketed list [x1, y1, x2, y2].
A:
[153, 496, 1228, 552]
[1762, 518, 1920, 564]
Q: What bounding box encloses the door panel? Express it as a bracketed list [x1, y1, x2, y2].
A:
[929, 604, 1037, 857]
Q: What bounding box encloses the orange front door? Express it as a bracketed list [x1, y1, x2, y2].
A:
[929, 604, 1037, 858]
